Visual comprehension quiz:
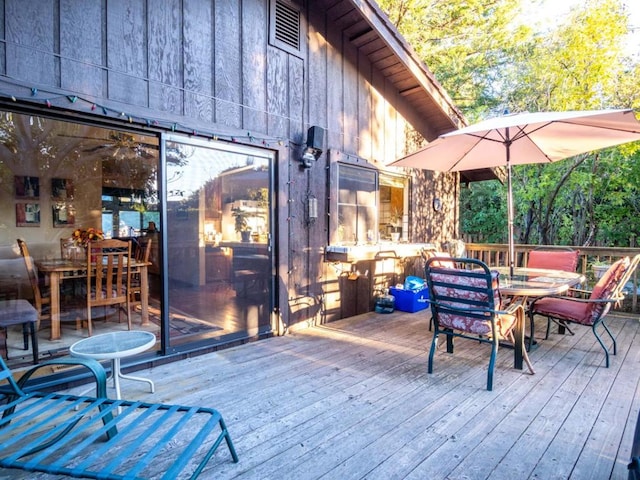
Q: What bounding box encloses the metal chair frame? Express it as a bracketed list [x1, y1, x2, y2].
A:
[529, 254, 640, 367]
[426, 257, 534, 391]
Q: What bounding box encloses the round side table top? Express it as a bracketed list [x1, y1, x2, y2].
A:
[70, 331, 156, 360]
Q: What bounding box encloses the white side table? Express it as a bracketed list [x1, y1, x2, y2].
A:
[70, 331, 156, 405]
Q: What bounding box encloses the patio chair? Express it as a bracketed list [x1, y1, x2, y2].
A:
[527, 247, 580, 272]
[425, 257, 534, 391]
[526, 247, 580, 349]
[0, 354, 238, 478]
[528, 254, 640, 367]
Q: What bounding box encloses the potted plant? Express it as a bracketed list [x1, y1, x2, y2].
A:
[390, 207, 402, 242]
[591, 261, 611, 280]
[232, 208, 252, 242]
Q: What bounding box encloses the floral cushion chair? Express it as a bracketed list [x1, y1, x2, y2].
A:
[529, 255, 640, 367]
[425, 257, 535, 391]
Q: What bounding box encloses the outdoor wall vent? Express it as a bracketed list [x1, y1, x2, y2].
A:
[270, 0, 301, 55]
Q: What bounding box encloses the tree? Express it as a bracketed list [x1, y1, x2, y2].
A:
[507, 0, 640, 246]
[379, 0, 640, 247]
[377, 0, 526, 117]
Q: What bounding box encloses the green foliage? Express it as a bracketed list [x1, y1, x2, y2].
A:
[380, 0, 640, 247]
[460, 182, 507, 243]
[377, 0, 525, 117]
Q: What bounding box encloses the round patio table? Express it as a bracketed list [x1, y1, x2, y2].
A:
[70, 331, 156, 405]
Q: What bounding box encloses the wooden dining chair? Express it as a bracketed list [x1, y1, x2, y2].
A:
[425, 256, 535, 391]
[129, 237, 152, 312]
[529, 254, 640, 367]
[84, 239, 132, 336]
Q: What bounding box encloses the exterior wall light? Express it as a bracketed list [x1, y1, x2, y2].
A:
[300, 126, 324, 169]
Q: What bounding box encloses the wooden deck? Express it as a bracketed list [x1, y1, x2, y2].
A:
[2, 309, 640, 479]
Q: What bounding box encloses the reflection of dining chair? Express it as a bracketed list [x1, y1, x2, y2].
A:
[0, 299, 38, 364]
[529, 255, 640, 367]
[129, 237, 152, 311]
[525, 248, 580, 349]
[17, 238, 50, 331]
[85, 239, 132, 336]
[425, 257, 534, 391]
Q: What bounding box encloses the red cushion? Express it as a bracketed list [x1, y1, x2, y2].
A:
[532, 296, 592, 325]
[586, 257, 630, 319]
[528, 250, 579, 272]
[533, 256, 630, 325]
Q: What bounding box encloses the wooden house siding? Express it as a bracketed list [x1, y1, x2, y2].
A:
[0, 0, 462, 331]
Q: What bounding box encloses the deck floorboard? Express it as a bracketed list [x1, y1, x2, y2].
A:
[1, 310, 638, 479]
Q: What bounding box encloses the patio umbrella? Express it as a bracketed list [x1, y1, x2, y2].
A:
[391, 109, 640, 275]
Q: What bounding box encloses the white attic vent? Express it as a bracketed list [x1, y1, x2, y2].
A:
[271, 0, 301, 54]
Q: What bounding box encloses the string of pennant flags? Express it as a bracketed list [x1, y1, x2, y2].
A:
[0, 83, 290, 149]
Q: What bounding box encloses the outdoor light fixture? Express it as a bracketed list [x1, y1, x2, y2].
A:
[300, 126, 324, 169]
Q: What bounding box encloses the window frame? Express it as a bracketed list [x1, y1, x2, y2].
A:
[328, 152, 410, 246]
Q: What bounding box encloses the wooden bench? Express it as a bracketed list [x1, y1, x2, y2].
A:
[0, 355, 238, 479]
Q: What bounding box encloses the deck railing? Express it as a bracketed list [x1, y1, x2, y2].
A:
[465, 243, 640, 313]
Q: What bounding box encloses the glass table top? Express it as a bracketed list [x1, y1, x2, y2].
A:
[70, 331, 156, 359]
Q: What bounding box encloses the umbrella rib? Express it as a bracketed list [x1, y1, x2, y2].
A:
[466, 123, 557, 163]
[446, 135, 486, 171]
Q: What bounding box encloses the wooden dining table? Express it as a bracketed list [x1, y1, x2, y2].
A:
[36, 258, 150, 340]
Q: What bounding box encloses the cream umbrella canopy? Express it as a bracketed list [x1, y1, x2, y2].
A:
[391, 109, 640, 275]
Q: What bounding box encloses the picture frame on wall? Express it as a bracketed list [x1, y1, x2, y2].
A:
[52, 203, 75, 227]
[51, 178, 74, 200]
[14, 176, 40, 199]
[16, 203, 40, 227]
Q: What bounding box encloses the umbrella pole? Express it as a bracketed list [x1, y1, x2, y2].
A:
[507, 141, 515, 277]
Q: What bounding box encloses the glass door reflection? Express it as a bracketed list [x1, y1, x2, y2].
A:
[164, 136, 274, 347]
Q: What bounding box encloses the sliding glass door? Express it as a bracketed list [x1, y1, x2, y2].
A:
[163, 136, 274, 348]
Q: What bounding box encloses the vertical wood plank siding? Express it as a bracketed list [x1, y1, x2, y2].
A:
[149, 0, 183, 114]
[215, 0, 242, 127]
[107, 0, 148, 105]
[242, 0, 268, 132]
[183, 0, 214, 122]
[60, 0, 104, 96]
[0, 0, 458, 329]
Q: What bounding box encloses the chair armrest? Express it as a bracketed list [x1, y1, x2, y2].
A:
[501, 302, 524, 317]
[567, 287, 591, 298]
[15, 357, 109, 398]
[535, 294, 619, 306]
[429, 299, 516, 317]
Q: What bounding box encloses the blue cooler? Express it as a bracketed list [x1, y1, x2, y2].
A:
[389, 286, 430, 313]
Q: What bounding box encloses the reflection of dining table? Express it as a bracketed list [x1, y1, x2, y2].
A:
[36, 258, 150, 340]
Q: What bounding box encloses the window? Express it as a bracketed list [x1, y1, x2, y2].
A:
[379, 173, 409, 242]
[332, 163, 409, 245]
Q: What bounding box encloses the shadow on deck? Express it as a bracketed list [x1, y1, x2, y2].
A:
[2, 309, 639, 479]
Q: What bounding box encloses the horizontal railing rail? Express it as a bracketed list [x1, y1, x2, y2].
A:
[465, 243, 640, 313]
